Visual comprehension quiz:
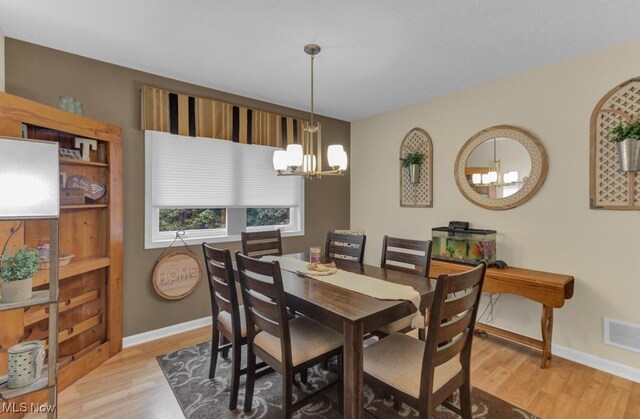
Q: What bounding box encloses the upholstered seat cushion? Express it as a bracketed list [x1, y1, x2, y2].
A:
[253, 316, 342, 366]
[363, 333, 462, 399]
[217, 306, 247, 337]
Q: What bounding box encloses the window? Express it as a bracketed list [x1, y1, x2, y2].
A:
[145, 131, 304, 248]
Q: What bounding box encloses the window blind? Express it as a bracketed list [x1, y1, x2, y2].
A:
[145, 130, 302, 208]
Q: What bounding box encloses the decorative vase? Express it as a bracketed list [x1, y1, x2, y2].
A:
[409, 164, 421, 184]
[8, 341, 45, 388]
[0, 277, 33, 303]
[616, 138, 640, 172]
[58, 96, 75, 113]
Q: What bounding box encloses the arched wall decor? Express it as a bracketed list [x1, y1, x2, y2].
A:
[590, 77, 640, 210]
[400, 128, 433, 207]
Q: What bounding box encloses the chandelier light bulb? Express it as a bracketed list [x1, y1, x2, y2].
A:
[285, 144, 303, 168]
[302, 154, 317, 172]
[327, 144, 344, 168]
[273, 149, 288, 171]
[338, 150, 348, 170]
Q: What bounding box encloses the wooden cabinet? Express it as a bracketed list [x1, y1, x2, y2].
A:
[0, 92, 122, 415]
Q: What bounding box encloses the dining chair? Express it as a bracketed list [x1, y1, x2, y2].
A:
[241, 230, 283, 257]
[202, 243, 269, 410]
[325, 230, 366, 264]
[236, 252, 344, 418]
[363, 262, 487, 418]
[374, 235, 433, 341]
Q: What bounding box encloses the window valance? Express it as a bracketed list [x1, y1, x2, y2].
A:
[141, 86, 307, 148]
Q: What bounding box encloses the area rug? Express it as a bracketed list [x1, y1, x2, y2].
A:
[157, 341, 538, 418]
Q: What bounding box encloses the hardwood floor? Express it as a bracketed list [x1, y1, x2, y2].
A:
[27, 327, 639, 419]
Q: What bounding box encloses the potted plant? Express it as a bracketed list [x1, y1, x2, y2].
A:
[400, 151, 426, 184]
[0, 247, 40, 303]
[609, 121, 640, 172]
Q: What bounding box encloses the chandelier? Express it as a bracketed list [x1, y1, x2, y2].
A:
[272, 44, 347, 178]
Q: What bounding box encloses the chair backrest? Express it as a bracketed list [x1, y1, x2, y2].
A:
[419, 262, 486, 398]
[241, 230, 283, 258]
[325, 230, 366, 264]
[202, 243, 242, 336]
[235, 252, 292, 365]
[380, 235, 432, 277]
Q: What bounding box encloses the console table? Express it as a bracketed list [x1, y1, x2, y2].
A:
[429, 260, 574, 368]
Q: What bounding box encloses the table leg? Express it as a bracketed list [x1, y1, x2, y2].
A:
[343, 321, 364, 419]
[540, 305, 554, 368]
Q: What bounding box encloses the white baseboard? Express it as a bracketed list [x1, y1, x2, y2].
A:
[123, 316, 212, 348]
[122, 316, 640, 383]
[552, 343, 640, 383]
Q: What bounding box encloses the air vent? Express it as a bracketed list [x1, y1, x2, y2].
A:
[604, 318, 640, 354]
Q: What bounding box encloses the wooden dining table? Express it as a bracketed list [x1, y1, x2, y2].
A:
[275, 253, 436, 419]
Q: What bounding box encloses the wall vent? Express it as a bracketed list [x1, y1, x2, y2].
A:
[604, 318, 640, 354]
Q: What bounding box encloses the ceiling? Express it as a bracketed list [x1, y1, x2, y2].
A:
[1, 1, 640, 121]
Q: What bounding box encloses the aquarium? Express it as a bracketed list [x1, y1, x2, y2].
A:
[432, 222, 497, 265]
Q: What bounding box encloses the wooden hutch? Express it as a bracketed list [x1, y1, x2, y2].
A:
[0, 92, 123, 414]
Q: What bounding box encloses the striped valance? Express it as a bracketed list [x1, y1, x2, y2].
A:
[140, 86, 308, 147]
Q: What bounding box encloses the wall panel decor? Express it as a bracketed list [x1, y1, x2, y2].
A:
[400, 128, 433, 207]
[141, 86, 306, 148]
[590, 77, 640, 210]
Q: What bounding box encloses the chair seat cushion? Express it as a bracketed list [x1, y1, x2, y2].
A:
[363, 333, 462, 399]
[217, 305, 247, 337]
[253, 316, 342, 366]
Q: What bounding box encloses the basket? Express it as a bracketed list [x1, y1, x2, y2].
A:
[38, 254, 74, 270]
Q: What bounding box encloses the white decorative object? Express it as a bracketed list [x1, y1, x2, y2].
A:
[74, 138, 98, 161]
[8, 341, 46, 389]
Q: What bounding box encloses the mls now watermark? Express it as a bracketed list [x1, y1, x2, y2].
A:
[2, 402, 57, 414]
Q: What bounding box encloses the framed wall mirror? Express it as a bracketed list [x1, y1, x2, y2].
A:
[454, 125, 548, 210]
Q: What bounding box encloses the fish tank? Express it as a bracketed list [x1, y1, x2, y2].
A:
[432, 221, 497, 265]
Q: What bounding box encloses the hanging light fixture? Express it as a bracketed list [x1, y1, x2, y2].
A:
[273, 44, 347, 178]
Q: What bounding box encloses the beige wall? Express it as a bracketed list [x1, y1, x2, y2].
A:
[352, 39, 640, 370]
[5, 39, 350, 336]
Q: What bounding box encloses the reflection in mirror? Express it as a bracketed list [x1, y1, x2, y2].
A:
[465, 137, 532, 199]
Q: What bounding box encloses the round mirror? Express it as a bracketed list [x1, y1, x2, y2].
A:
[454, 125, 548, 210]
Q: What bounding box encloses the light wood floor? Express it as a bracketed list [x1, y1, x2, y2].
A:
[28, 327, 640, 419]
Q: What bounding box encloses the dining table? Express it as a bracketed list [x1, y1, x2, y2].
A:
[268, 253, 437, 419]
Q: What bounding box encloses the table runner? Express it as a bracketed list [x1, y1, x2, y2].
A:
[262, 256, 425, 328]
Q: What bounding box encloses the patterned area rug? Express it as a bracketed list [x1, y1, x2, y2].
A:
[157, 341, 538, 418]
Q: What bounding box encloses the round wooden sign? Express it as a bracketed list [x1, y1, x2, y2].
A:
[152, 251, 203, 300]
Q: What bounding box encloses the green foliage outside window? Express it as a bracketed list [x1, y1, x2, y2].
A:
[159, 208, 290, 232]
[246, 208, 290, 226]
[159, 208, 226, 232]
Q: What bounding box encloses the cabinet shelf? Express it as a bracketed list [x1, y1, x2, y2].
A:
[0, 367, 51, 400]
[0, 290, 55, 312]
[33, 256, 110, 287]
[61, 204, 108, 209]
[59, 158, 108, 167]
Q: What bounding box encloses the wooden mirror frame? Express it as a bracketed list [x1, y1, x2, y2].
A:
[454, 125, 548, 210]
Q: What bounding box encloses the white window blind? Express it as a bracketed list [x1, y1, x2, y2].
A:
[145, 130, 302, 208]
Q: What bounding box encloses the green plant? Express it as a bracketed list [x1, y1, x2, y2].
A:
[446, 246, 456, 258]
[0, 246, 40, 282]
[400, 152, 426, 168]
[609, 121, 640, 143]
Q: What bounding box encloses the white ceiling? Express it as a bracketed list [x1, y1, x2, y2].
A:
[1, 1, 640, 121]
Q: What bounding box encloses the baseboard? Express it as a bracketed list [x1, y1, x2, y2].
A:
[552, 343, 640, 383]
[123, 316, 212, 348]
